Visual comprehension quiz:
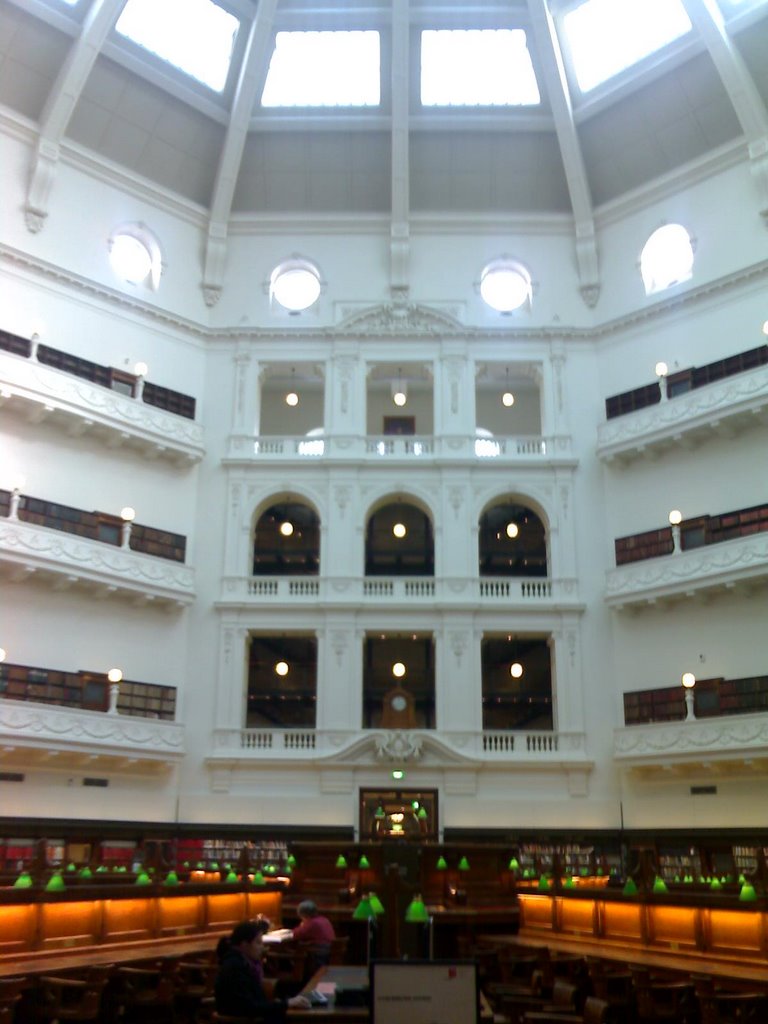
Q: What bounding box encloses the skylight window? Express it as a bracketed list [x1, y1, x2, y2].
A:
[261, 32, 381, 107]
[421, 30, 540, 106]
[115, 0, 239, 92]
[563, 0, 692, 93]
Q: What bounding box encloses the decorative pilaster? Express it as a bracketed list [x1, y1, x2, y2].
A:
[215, 626, 250, 729]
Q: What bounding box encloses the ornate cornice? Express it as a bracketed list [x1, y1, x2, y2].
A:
[334, 302, 465, 337]
[0, 519, 196, 606]
[4, 240, 768, 348]
[614, 714, 768, 767]
[606, 534, 768, 608]
[0, 352, 205, 463]
[0, 699, 185, 762]
[597, 365, 768, 462]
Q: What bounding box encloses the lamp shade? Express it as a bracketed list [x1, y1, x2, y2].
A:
[710, 877, 722, 891]
[66, 862, 77, 872]
[135, 871, 152, 886]
[79, 866, 92, 878]
[13, 871, 33, 889]
[405, 895, 430, 923]
[359, 855, 370, 869]
[335, 854, 348, 869]
[374, 806, 386, 820]
[508, 857, 519, 870]
[417, 807, 427, 820]
[457, 856, 470, 871]
[45, 872, 66, 892]
[652, 877, 668, 894]
[353, 896, 374, 920]
[253, 871, 266, 886]
[537, 875, 550, 892]
[564, 876, 576, 889]
[368, 892, 385, 915]
[286, 854, 297, 867]
[224, 870, 239, 884]
[436, 856, 447, 870]
[164, 871, 180, 886]
[739, 882, 758, 902]
[622, 878, 638, 896]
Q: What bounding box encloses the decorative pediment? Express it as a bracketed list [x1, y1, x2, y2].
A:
[337, 302, 463, 337]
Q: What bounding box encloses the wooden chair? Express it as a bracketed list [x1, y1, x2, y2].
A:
[521, 996, 611, 1024]
[37, 971, 111, 1024]
[113, 960, 179, 1024]
[0, 977, 26, 1024]
[586, 957, 635, 1023]
[693, 974, 768, 1024]
[175, 961, 218, 1024]
[630, 967, 697, 1024]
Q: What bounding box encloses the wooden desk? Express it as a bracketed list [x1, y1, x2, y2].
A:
[0, 931, 225, 977]
[292, 966, 369, 1022]
[481, 930, 768, 985]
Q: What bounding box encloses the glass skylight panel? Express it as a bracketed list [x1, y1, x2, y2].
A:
[421, 30, 540, 106]
[115, 0, 239, 92]
[563, 0, 692, 93]
[261, 32, 381, 107]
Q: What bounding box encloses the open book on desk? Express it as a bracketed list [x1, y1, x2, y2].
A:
[264, 928, 295, 943]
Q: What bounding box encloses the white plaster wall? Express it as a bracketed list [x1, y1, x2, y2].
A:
[1, 122, 767, 835]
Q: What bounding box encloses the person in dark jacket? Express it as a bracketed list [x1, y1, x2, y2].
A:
[215, 920, 310, 1020]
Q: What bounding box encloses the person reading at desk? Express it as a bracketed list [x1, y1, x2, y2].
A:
[215, 920, 311, 1020]
[292, 900, 336, 984]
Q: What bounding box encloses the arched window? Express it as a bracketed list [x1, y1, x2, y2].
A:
[365, 501, 434, 576]
[108, 223, 162, 290]
[253, 501, 320, 575]
[481, 635, 553, 731]
[640, 223, 694, 295]
[479, 501, 547, 577]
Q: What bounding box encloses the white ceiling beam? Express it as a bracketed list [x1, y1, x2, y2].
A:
[203, 0, 279, 307]
[390, 0, 411, 306]
[25, 0, 126, 233]
[526, 0, 599, 307]
[682, 0, 768, 225]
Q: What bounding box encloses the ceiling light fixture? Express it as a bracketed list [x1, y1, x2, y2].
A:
[279, 521, 294, 537]
[510, 662, 524, 679]
[275, 661, 289, 677]
[392, 662, 406, 678]
[393, 522, 407, 538]
[502, 367, 515, 406]
[392, 368, 407, 407]
[506, 522, 519, 538]
[285, 367, 299, 406]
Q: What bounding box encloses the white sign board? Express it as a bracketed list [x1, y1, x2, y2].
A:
[371, 961, 479, 1024]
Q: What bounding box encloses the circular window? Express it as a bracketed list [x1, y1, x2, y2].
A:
[270, 259, 322, 311]
[480, 260, 531, 313]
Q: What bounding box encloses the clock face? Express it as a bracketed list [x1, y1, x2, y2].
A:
[391, 694, 408, 712]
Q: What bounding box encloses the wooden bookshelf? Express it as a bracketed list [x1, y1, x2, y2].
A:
[1, 327, 196, 420]
[604, 343, 768, 419]
[615, 526, 674, 565]
[0, 662, 176, 720]
[0, 328, 32, 357]
[624, 676, 768, 724]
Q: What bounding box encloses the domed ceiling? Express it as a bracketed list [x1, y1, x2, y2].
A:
[2, 0, 768, 307]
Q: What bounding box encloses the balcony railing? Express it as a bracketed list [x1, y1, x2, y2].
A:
[613, 711, 768, 771]
[219, 575, 582, 610]
[0, 346, 204, 463]
[605, 531, 768, 609]
[210, 727, 588, 766]
[227, 433, 575, 463]
[0, 698, 185, 767]
[0, 516, 196, 607]
[597, 360, 768, 463]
